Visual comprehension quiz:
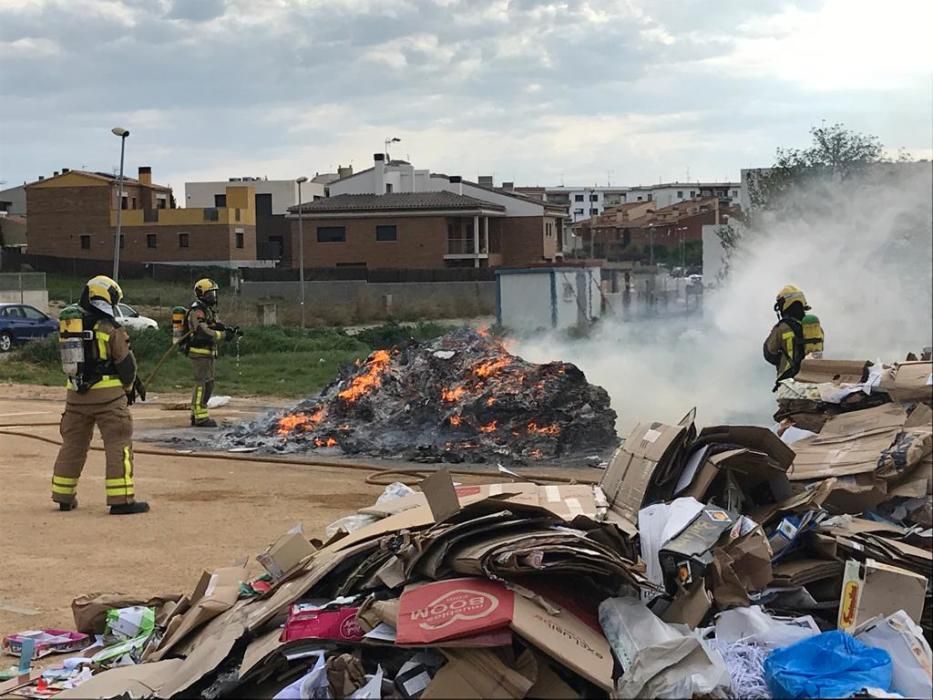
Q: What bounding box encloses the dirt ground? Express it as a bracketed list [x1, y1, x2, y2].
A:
[0, 382, 595, 640]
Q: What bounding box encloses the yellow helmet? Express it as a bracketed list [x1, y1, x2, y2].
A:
[194, 278, 219, 306]
[81, 275, 123, 317]
[775, 284, 810, 313]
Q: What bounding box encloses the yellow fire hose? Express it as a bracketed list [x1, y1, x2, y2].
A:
[0, 424, 598, 486]
[143, 332, 190, 387]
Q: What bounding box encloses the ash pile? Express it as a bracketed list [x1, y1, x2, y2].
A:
[220, 328, 618, 464]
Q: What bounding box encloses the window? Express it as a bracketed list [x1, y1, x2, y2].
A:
[590, 194, 598, 202]
[574, 194, 584, 202]
[255, 193, 273, 217]
[121, 195, 128, 210]
[146, 233, 157, 249]
[376, 224, 397, 241]
[178, 233, 189, 248]
[590, 208, 598, 215]
[385, 183, 393, 193]
[235, 232, 244, 249]
[203, 208, 219, 221]
[647, 193, 653, 201]
[636, 196, 643, 201]
[214, 194, 227, 207]
[732, 190, 738, 198]
[131, 197, 137, 209]
[24, 306, 47, 319]
[690, 190, 696, 198]
[677, 191, 684, 198]
[574, 208, 584, 216]
[235, 208, 241, 222]
[80, 235, 90, 250]
[317, 226, 346, 243]
[157, 197, 167, 209]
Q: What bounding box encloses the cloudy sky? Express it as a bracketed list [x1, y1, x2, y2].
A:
[2, 0, 931, 194]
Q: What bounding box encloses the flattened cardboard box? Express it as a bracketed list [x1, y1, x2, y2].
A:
[795, 359, 870, 385]
[601, 415, 693, 534]
[257, 529, 316, 581]
[396, 577, 613, 691]
[880, 361, 933, 403]
[358, 483, 539, 517]
[838, 559, 927, 632]
[150, 564, 247, 661]
[789, 404, 908, 481]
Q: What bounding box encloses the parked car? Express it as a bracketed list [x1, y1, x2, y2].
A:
[115, 303, 158, 332]
[0, 303, 58, 352]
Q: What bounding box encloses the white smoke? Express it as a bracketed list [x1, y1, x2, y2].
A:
[516, 164, 933, 434]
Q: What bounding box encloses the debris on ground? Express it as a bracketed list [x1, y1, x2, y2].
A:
[1, 356, 930, 699]
[215, 328, 618, 464]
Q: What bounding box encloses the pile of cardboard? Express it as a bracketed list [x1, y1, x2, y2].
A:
[2, 359, 929, 699]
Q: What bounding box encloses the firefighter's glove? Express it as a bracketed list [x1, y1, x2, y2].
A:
[134, 377, 147, 402]
[225, 326, 242, 341]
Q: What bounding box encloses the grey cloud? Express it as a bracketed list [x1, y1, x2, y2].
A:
[165, 0, 227, 22]
[1, 0, 927, 189]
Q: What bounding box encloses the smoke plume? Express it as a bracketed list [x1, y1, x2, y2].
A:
[516, 164, 933, 434]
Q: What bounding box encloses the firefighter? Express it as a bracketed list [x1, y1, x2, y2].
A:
[763, 284, 825, 388]
[184, 278, 241, 427]
[52, 275, 149, 514]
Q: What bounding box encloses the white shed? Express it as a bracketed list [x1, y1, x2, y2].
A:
[496, 266, 602, 332]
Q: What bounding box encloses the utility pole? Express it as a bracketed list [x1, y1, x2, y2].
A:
[110, 127, 129, 282]
[296, 176, 308, 329]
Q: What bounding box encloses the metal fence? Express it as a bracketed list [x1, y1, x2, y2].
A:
[0, 272, 47, 294]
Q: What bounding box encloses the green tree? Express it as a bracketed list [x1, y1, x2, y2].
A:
[750, 122, 886, 210]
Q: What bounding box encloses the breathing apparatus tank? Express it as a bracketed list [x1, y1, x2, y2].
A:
[171, 306, 187, 344]
[58, 305, 86, 385]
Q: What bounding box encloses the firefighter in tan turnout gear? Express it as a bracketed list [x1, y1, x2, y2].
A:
[763, 284, 825, 390]
[52, 275, 149, 515]
[184, 278, 240, 428]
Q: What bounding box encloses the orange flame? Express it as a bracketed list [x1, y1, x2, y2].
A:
[449, 414, 462, 426]
[442, 386, 466, 403]
[474, 356, 511, 379]
[313, 437, 338, 447]
[338, 350, 392, 402]
[527, 420, 560, 436]
[479, 420, 497, 433]
[485, 397, 497, 407]
[277, 407, 326, 436]
[477, 325, 490, 337]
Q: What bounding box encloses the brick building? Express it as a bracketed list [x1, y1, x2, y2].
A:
[288, 155, 566, 269]
[573, 197, 733, 263]
[25, 168, 257, 265]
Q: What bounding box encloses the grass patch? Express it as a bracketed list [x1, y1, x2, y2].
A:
[45, 273, 194, 307]
[0, 321, 452, 398]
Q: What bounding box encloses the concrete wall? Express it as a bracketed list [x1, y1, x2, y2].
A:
[497, 271, 553, 331]
[0, 185, 27, 215]
[0, 290, 49, 312]
[330, 164, 434, 196]
[240, 279, 494, 314]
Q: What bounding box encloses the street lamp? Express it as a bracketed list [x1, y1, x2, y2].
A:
[384, 137, 400, 161]
[296, 176, 308, 329]
[111, 127, 130, 282]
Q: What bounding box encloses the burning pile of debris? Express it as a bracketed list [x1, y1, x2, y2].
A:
[3, 357, 931, 699]
[221, 328, 618, 464]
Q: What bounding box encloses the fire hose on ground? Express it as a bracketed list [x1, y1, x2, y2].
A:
[0, 424, 599, 486]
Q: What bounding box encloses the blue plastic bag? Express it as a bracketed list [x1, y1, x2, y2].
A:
[764, 630, 892, 698]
